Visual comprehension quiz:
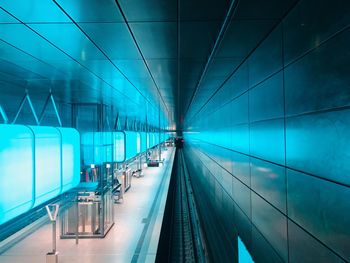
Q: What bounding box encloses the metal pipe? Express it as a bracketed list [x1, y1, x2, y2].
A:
[52, 221, 56, 253]
[75, 201, 79, 245]
[26, 94, 39, 125]
[12, 93, 27, 124]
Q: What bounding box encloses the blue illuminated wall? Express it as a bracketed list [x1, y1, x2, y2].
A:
[113, 132, 125, 163]
[82, 131, 151, 164]
[184, 1, 350, 262]
[140, 132, 147, 153]
[125, 131, 139, 161]
[0, 124, 80, 225]
[147, 132, 161, 148]
[81, 132, 113, 165]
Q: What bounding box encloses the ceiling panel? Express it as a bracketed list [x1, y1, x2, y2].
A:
[206, 58, 241, 78]
[233, 0, 298, 20]
[29, 23, 105, 62]
[1, 0, 301, 129]
[55, 0, 123, 23]
[130, 22, 177, 59]
[118, 0, 177, 22]
[216, 19, 277, 58]
[1, 1, 70, 23]
[146, 59, 177, 78]
[180, 21, 221, 59]
[180, 0, 230, 21]
[0, 43, 62, 79]
[0, 24, 70, 61]
[79, 23, 141, 60]
[0, 59, 45, 80]
[0, 8, 19, 23]
[113, 59, 150, 78]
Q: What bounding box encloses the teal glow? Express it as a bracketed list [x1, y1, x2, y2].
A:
[136, 132, 141, 154]
[148, 132, 158, 148]
[149, 133, 153, 148]
[81, 132, 113, 165]
[160, 132, 168, 143]
[83, 131, 143, 163]
[0, 125, 34, 225]
[238, 236, 254, 262]
[30, 126, 61, 207]
[0, 124, 80, 225]
[125, 131, 138, 160]
[140, 132, 147, 153]
[59, 128, 81, 192]
[113, 132, 125, 162]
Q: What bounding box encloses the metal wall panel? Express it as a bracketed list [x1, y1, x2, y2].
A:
[287, 169, 350, 260]
[183, 1, 350, 262]
[284, 29, 350, 116]
[251, 158, 286, 213]
[251, 193, 288, 262]
[283, 0, 350, 64]
[288, 220, 345, 263]
[250, 119, 285, 165]
[286, 110, 350, 185]
[251, 225, 284, 263]
[248, 26, 283, 87]
[249, 72, 284, 122]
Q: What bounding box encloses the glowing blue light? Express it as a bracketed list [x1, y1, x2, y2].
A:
[83, 131, 143, 163]
[0, 124, 80, 225]
[59, 128, 80, 192]
[81, 132, 113, 165]
[113, 132, 125, 162]
[148, 132, 158, 148]
[136, 132, 141, 154]
[125, 131, 138, 160]
[146, 132, 150, 149]
[238, 236, 254, 262]
[0, 125, 34, 225]
[140, 132, 147, 153]
[30, 126, 61, 207]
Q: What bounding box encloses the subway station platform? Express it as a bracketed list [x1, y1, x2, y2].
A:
[0, 147, 175, 263]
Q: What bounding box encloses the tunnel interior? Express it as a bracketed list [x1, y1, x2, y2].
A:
[0, 0, 350, 262]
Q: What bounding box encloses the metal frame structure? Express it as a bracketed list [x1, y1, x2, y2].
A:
[0, 105, 8, 124]
[8, 91, 63, 127]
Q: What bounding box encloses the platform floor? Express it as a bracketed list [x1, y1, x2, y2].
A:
[0, 147, 175, 263]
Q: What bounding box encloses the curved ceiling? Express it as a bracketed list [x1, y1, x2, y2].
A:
[0, 0, 297, 129]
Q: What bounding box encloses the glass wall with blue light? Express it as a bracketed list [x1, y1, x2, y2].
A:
[125, 131, 139, 161]
[81, 131, 113, 165]
[0, 124, 80, 226]
[113, 131, 125, 162]
[81, 130, 163, 167]
[140, 132, 147, 153]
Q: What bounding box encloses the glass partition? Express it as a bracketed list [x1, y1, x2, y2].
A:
[0, 124, 80, 226]
[81, 132, 113, 165]
[125, 131, 138, 161]
[136, 132, 141, 154]
[0, 125, 34, 225]
[59, 128, 81, 193]
[30, 126, 61, 207]
[140, 132, 147, 153]
[113, 131, 125, 162]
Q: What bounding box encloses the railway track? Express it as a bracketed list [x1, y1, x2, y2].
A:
[157, 149, 207, 263]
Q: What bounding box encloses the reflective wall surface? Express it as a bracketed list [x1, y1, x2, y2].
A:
[184, 0, 350, 262]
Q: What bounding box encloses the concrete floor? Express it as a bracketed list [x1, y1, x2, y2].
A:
[0, 147, 175, 263]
